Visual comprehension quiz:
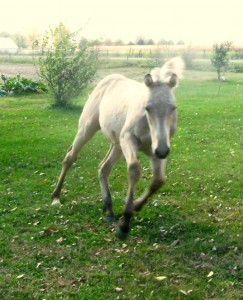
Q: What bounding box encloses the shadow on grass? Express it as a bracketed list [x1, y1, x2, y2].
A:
[49, 103, 84, 114]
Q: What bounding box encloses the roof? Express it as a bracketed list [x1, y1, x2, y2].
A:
[0, 37, 18, 49]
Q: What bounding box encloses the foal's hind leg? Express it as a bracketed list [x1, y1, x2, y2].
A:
[98, 144, 122, 222]
[133, 157, 166, 211]
[51, 120, 100, 205]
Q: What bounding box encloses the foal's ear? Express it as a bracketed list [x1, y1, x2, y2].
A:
[144, 74, 153, 87]
[168, 73, 178, 88]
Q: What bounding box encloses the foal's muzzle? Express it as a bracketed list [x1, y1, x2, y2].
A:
[155, 147, 170, 159]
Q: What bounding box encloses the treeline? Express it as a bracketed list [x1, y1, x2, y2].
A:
[80, 37, 185, 47]
[0, 30, 185, 49]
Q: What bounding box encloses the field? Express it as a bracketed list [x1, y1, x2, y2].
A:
[0, 60, 242, 299]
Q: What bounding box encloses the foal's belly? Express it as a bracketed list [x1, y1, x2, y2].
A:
[99, 101, 127, 144]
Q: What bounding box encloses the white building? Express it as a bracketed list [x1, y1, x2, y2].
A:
[0, 38, 18, 54]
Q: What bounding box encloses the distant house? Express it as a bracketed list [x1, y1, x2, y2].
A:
[0, 38, 18, 54]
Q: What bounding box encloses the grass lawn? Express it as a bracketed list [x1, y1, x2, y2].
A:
[0, 67, 242, 299]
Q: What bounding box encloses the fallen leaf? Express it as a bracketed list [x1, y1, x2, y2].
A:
[17, 274, 25, 279]
[155, 276, 166, 281]
[58, 280, 67, 286]
[180, 290, 188, 295]
[103, 238, 112, 242]
[171, 239, 180, 247]
[180, 290, 193, 295]
[36, 262, 43, 268]
[43, 226, 59, 234]
[56, 237, 63, 243]
[115, 287, 123, 293]
[207, 271, 214, 278]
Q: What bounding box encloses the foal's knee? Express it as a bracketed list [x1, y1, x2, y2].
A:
[98, 163, 109, 180]
[128, 162, 140, 182]
[98, 162, 114, 187]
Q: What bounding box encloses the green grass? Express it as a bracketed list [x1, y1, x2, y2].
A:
[0, 54, 39, 65]
[0, 68, 242, 299]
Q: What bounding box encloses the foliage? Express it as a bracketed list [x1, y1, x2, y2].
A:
[0, 68, 242, 299]
[182, 48, 194, 69]
[211, 42, 232, 80]
[38, 23, 98, 107]
[13, 33, 28, 49]
[234, 63, 243, 73]
[0, 74, 46, 96]
[158, 39, 174, 45]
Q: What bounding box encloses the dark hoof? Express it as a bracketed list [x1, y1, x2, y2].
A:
[116, 228, 129, 240]
[105, 215, 115, 223]
[133, 200, 143, 212]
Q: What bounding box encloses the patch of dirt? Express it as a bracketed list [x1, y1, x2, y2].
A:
[0, 64, 39, 80]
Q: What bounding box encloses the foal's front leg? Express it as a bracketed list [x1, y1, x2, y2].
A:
[117, 133, 140, 239]
[133, 157, 166, 211]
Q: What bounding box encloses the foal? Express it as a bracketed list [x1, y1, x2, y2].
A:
[52, 57, 184, 238]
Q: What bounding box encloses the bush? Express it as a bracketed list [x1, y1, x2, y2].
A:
[38, 24, 98, 107]
[182, 50, 194, 69]
[0, 74, 47, 96]
[234, 64, 243, 73]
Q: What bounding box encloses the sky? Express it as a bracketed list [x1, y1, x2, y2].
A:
[0, 0, 242, 45]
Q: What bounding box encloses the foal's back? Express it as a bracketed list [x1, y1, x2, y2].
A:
[101, 75, 148, 143]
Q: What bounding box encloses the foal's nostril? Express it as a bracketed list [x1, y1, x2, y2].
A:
[155, 147, 170, 159]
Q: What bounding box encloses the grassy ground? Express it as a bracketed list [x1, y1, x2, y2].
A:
[0, 66, 242, 299]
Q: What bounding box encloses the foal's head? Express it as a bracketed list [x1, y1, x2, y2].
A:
[144, 57, 184, 159]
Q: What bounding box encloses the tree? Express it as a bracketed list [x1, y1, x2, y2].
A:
[211, 41, 232, 80]
[0, 32, 10, 37]
[114, 39, 124, 46]
[176, 40, 185, 45]
[146, 39, 155, 45]
[79, 37, 88, 48]
[136, 36, 146, 45]
[38, 23, 98, 107]
[158, 39, 174, 45]
[27, 30, 42, 49]
[13, 33, 28, 49]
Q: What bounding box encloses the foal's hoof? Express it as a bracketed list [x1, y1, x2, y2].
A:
[105, 216, 115, 223]
[51, 198, 61, 206]
[116, 228, 129, 240]
[133, 200, 143, 211]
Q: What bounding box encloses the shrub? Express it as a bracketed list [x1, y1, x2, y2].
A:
[38, 23, 98, 107]
[182, 50, 194, 69]
[0, 74, 46, 96]
[234, 64, 243, 73]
